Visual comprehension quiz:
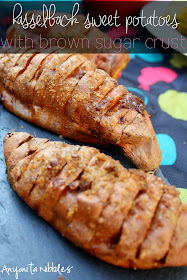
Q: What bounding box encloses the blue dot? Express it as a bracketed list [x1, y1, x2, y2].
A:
[130, 42, 163, 63]
[156, 134, 177, 166]
[126, 87, 148, 106]
[138, 53, 163, 63]
[130, 53, 136, 59]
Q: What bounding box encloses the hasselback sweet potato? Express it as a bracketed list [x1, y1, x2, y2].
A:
[3, 132, 187, 269]
[7, 11, 130, 79]
[0, 50, 161, 170]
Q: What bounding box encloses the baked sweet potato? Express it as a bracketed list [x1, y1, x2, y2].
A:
[3, 132, 187, 269]
[0, 50, 161, 170]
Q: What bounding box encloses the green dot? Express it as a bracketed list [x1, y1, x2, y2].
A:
[158, 90, 187, 121]
[177, 188, 187, 204]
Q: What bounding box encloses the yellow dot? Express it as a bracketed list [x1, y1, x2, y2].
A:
[158, 90, 187, 121]
[177, 188, 187, 204]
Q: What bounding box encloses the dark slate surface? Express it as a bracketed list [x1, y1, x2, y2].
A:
[0, 105, 187, 280]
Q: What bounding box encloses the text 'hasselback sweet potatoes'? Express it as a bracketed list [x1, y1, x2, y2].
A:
[3, 132, 187, 269]
[0, 50, 161, 171]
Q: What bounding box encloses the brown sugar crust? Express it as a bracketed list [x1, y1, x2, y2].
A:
[0, 51, 161, 171]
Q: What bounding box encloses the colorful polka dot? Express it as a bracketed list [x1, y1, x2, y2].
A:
[130, 42, 163, 63]
[158, 90, 187, 121]
[156, 134, 177, 166]
[170, 53, 187, 69]
[107, 26, 138, 39]
[138, 67, 178, 91]
[177, 188, 187, 204]
[118, 72, 122, 78]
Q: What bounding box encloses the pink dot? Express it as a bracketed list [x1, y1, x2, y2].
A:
[107, 26, 138, 39]
[138, 67, 178, 91]
[2, 16, 12, 25]
[118, 72, 122, 78]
